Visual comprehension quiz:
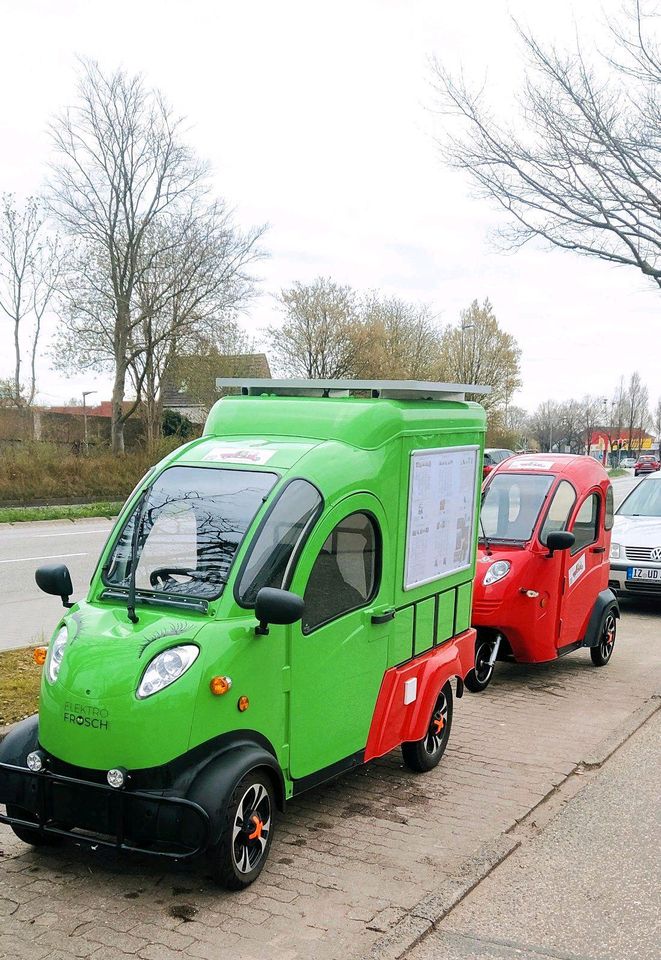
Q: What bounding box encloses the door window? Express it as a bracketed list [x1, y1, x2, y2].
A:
[570, 493, 600, 554]
[303, 512, 380, 633]
[604, 485, 614, 531]
[539, 480, 576, 545]
[236, 479, 322, 605]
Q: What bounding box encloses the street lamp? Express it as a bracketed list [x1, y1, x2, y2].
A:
[460, 321, 474, 382]
[82, 390, 97, 455]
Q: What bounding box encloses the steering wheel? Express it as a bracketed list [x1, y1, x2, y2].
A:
[149, 567, 203, 588]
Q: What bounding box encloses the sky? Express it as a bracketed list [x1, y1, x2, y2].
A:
[0, 0, 657, 413]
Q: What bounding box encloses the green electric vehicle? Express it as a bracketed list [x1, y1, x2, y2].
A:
[0, 379, 487, 888]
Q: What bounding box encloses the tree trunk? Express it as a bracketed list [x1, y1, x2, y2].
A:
[111, 362, 126, 454]
[14, 316, 21, 406]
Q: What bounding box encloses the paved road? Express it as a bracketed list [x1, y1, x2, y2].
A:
[0, 594, 659, 959]
[0, 474, 644, 654]
[410, 710, 661, 960]
[0, 518, 114, 650]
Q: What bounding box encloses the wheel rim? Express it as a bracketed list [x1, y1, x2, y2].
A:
[599, 613, 616, 662]
[231, 782, 271, 875]
[474, 640, 495, 684]
[424, 692, 449, 755]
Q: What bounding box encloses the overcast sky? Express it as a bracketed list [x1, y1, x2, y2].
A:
[0, 0, 657, 412]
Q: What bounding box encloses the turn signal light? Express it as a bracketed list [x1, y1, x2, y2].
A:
[210, 675, 232, 696]
[33, 647, 47, 666]
[238, 695, 250, 712]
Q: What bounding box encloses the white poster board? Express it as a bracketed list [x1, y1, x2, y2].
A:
[404, 445, 479, 590]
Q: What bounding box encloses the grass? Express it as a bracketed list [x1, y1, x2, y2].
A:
[0, 501, 123, 524]
[0, 647, 41, 726]
[608, 468, 629, 478]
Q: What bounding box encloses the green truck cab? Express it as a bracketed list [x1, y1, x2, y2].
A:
[0, 379, 487, 888]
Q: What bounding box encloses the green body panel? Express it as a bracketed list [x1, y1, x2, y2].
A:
[36, 392, 486, 789]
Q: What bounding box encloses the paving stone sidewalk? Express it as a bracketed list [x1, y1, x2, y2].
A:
[1, 598, 659, 960]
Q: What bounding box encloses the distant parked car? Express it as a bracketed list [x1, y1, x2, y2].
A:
[483, 448, 514, 478]
[609, 472, 661, 598]
[620, 457, 637, 468]
[634, 455, 660, 477]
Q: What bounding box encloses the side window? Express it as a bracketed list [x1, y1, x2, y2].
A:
[571, 493, 600, 554]
[303, 512, 379, 633]
[237, 480, 322, 606]
[604, 485, 614, 531]
[539, 480, 576, 545]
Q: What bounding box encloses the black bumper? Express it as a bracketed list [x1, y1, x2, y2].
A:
[0, 760, 210, 860]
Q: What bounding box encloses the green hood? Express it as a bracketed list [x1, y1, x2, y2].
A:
[38, 602, 207, 770]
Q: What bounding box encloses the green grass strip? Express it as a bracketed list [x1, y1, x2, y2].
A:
[0, 501, 123, 523]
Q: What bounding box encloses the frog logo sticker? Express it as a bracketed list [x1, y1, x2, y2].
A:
[63, 702, 110, 731]
[568, 554, 586, 588]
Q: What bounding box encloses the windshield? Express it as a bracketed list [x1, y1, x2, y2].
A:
[618, 479, 661, 518]
[481, 473, 554, 542]
[104, 466, 277, 600]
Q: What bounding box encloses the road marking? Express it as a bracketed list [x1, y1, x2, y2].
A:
[0, 552, 88, 565]
[25, 528, 111, 539]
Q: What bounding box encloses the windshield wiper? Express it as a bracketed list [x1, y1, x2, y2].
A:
[127, 488, 150, 624]
[479, 514, 492, 555]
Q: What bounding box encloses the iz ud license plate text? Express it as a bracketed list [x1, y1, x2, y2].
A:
[627, 567, 661, 580]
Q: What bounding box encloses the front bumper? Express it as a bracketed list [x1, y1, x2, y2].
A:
[609, 563, 661, 597]
[0, 760, 210, 859]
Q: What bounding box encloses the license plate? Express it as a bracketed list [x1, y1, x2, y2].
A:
[627, 567, 661, 581]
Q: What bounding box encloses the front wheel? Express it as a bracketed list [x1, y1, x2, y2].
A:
[5, 805, 63, 847]
[402, 682, 453, 773]
[590, 610, 617, 666]
[207, 771, 275, 889]
[464, 636, 498, 692]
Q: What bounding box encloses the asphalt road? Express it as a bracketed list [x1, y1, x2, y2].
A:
[410, 709, 661, 960]
[0, 472, 645, 653]
[0, 517, 114, 650]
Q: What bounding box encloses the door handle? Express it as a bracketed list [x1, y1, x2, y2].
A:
[591, 547, 606, 554]
[371, 609, 395, 625]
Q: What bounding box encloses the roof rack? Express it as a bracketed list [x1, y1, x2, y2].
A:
[216, 378, 491, 401]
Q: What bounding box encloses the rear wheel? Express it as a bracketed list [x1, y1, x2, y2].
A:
[465, 636, 498, 692]
[590, 611, 617, 667]
[402, 682, 453, 772]
[5, 805, 62, 847]
[207, 771, 275, 889]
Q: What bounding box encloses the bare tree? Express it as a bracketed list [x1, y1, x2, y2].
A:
[652, 397, 661, 452]
[0, 194, 60, 406]
[436, 299, 521, 411]
[434, 2, 661, 289]
[267, 278, 365, 378]
[581, 395, 603, 456]
[359, 295, 442, 379]
[48, 60, 209, 452]
[624, 370, 647, 453]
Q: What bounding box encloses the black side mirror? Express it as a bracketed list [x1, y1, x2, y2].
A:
[254, 587, 304, 636]
[35, 564, 74, 608]
[545, 531, 575, 556]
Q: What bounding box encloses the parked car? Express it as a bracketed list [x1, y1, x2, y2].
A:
[634, 455, 660, 477]
[609, 472, 661, 598]
[620, 457, 637, 468]
[483, 447, 514, 478]
[469, 454, 619, 690]
[0, 377, 489, 889]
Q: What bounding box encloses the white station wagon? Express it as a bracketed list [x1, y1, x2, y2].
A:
[609, 473, 661, 598]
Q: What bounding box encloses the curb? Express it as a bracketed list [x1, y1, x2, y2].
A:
[0, 721, 19, 742]
[364, 691, 661, 960]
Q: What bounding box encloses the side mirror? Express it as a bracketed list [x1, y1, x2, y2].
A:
[35, 564, 74, 608]
[545, 531, 575, 556]
[254, 587, 304, 636]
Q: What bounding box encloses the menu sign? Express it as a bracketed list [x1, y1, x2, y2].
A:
[404, 446, 479, 590]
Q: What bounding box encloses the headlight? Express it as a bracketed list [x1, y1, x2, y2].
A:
[610, 543, 621, 560]
[483, 560, 511, 586]
[136, 645, 199, 699]
[46, 626, 69, 683]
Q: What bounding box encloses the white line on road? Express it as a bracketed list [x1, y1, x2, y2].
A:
[0, 552, 88, 565]
[19, 528, 111, 539]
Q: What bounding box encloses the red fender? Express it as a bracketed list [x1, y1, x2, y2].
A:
[363, 628, 476, 762]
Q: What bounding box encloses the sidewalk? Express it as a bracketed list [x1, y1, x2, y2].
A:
[409, 711, 661, 960]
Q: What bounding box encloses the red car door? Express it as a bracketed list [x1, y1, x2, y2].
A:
[557, 489, 606, 650]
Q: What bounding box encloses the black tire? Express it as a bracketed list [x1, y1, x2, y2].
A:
[402, 682, 453, 773]
[207, 771, 275, 889]
[590, 610, 617, 667]
[464, 636, 498, 692]
[5, 805, 63, 847]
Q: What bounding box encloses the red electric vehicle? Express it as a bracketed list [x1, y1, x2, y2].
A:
[467, 454, 619, 691]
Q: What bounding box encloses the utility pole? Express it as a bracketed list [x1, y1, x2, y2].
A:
[82, 390, 97, 456]
[460, 320, 474, 382]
